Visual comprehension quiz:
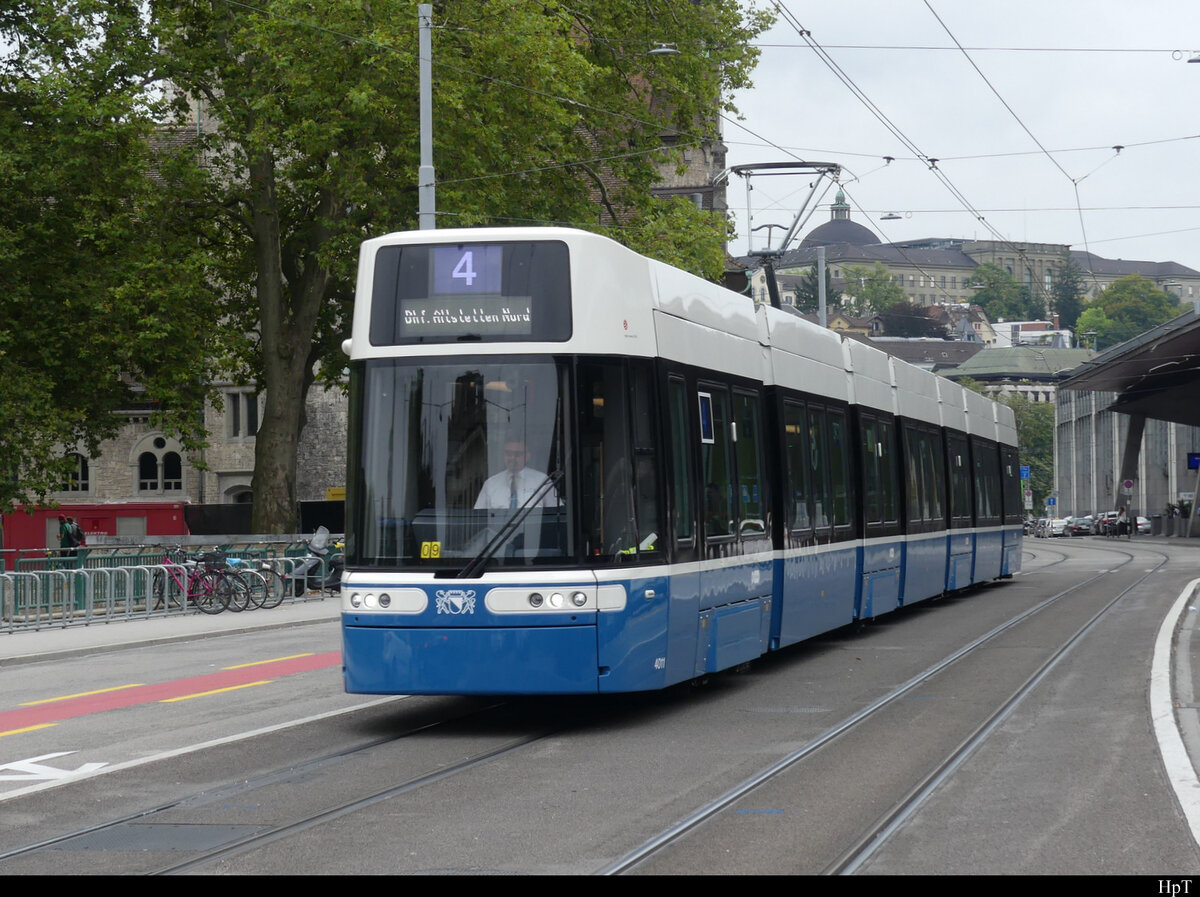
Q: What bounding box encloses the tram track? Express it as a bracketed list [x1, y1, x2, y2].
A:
[604, 540, 1171, 875]
[0, 696, 554, 874]
[0, 540, 1182, 874]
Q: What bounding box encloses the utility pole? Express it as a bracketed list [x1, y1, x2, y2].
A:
[418, 4, 436, 230]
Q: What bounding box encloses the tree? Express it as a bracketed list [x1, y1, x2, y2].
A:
[0, 1, 220, 515]
[154, 0, 772, 532]
[793, 264, 842, 313]
[1050, 253, 1085, 332]
[842, 263, 904, 316]
[1000, 393, 1054, 507]
[970, 263, 1044, 322]
[1075, 274, 1178, 350]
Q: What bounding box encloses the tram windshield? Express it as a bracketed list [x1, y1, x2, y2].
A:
[348, 357, 571, 570]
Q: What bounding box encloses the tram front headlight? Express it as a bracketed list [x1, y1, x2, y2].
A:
[349, 592, 362, 608]
[528, 592, 544, 608]
[571, 591, 588, 607]
[549, 592, 564, 608]
[378, 592, 391, 608]
[364, 593, 376, 608]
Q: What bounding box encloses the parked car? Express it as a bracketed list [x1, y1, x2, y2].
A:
[1094, 511, 1119, 535]
[1137, 516, 1151, 535]
[1068, 515, 1093, 536]
[1047, 516, 1069, 537]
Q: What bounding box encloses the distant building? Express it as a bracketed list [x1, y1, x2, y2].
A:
[941, 347, 1095, 404]
[738, 196, 1200, 312]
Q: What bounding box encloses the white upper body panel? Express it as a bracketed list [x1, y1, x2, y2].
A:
[348, 227, 1016, 449]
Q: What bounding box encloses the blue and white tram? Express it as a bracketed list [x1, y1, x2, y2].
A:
[340, 227, 1023, 695]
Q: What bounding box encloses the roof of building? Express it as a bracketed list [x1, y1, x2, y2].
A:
[743, 241, 980, 272]
[799, 218, 882, 248]
[1061, 304, 1200, 427]
[942, 347, 1095, 381]
[846, 335, 985, 370]
[1070, 251, 1200, 279]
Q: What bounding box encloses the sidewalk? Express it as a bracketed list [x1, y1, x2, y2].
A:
[0, 594, 341, 667]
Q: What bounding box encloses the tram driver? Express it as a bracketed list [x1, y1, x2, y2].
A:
[474, 434, 559, 511]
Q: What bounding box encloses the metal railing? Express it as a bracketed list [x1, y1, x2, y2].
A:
[0, 541, 328, 634]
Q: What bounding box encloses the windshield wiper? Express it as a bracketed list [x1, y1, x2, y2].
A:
[457, 470, 563, 580]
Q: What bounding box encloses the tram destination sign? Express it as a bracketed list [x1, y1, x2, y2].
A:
[400, 295, 533, 338]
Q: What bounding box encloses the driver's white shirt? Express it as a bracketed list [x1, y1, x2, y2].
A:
[474, 467, 558, 510]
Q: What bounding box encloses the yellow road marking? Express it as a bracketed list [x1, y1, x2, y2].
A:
[20, 685, 145, 706]
[160, 681, 273, 703]
[222, 653, 315, 670]
[0, 724, 58, 738]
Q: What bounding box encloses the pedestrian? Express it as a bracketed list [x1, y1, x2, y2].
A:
[68, 516, 86, 549]
[57, 514, 75, 557]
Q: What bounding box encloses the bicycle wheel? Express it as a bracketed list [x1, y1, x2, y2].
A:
[235, 569, 269, 611]
[220, 570, 252, 613]
[152, 569, 184, 611]
[258, 566, 288, 609]
[189, 570, 230, 615]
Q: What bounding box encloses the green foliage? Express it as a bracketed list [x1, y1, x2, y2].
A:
[843, 263, 906, 316]
[969, 263, 1045, 323]
[0, 1, 220, 513]
[1, 1, 772, 526]
[1050, 253, 1086, 332]
[150, 0, 773, 529]
[999, 392, 1054, 506]
[791, 265, 841, 313]
[1076, 274, 1179, 349]
[612, 198, 733, 281]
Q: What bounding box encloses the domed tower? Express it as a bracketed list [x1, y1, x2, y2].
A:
[800, 188, 881, 247]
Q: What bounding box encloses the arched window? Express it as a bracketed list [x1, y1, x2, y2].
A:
[134, 436, 187, 494]
[163, 452, 183, 490]
[61, 453, 89, 492]
[139, 452, 159, 491]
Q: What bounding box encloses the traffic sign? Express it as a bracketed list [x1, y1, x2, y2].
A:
[1020, 465, 1030, 479]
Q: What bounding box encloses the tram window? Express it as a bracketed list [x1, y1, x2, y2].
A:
[808, 407, 831, 530]
[348, 358, 569, 568]
[860, 413, 899, 529]
[829, 409, 851, 529]
[948, 433, 973, 527]
[861, 417, 881, 524]
[579, 362, 636, 560]
[1001, 445, 1022, 524]
[668, 378, 695, 546]
[733, 392, 765, 535]
[783, 402, 812, 533]
[879, 419, 899, 524]
[700, 387, 734, 538]
[972, 440, 1001, 523]
[629, 362, 662, 557]
[920, 430, 945, 524]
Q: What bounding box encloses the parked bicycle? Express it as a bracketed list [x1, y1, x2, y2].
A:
[152, 549, 240, 615]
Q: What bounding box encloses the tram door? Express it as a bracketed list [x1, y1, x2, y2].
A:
[580, 359, 670, 691]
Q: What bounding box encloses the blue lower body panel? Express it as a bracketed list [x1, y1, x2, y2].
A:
[342, 623, 598, 694]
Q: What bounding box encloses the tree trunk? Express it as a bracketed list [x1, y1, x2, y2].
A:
[246, 151, 330, 534]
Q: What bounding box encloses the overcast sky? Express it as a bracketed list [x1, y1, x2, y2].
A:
[724, 0, 1200, 274]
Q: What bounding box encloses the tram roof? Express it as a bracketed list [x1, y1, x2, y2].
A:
[1060, 304, 1200, 427]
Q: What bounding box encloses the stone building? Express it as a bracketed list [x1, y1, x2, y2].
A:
[46, 382, 348, 511]
[740, 196, 1200, 312]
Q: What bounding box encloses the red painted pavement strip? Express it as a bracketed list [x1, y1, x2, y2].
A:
[0, 651, 342, 732]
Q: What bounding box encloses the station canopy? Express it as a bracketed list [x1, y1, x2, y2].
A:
[1060, 305, 1200, 427]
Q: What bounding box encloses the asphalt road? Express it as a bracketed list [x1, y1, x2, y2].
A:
[0, 539, 1198, 874]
